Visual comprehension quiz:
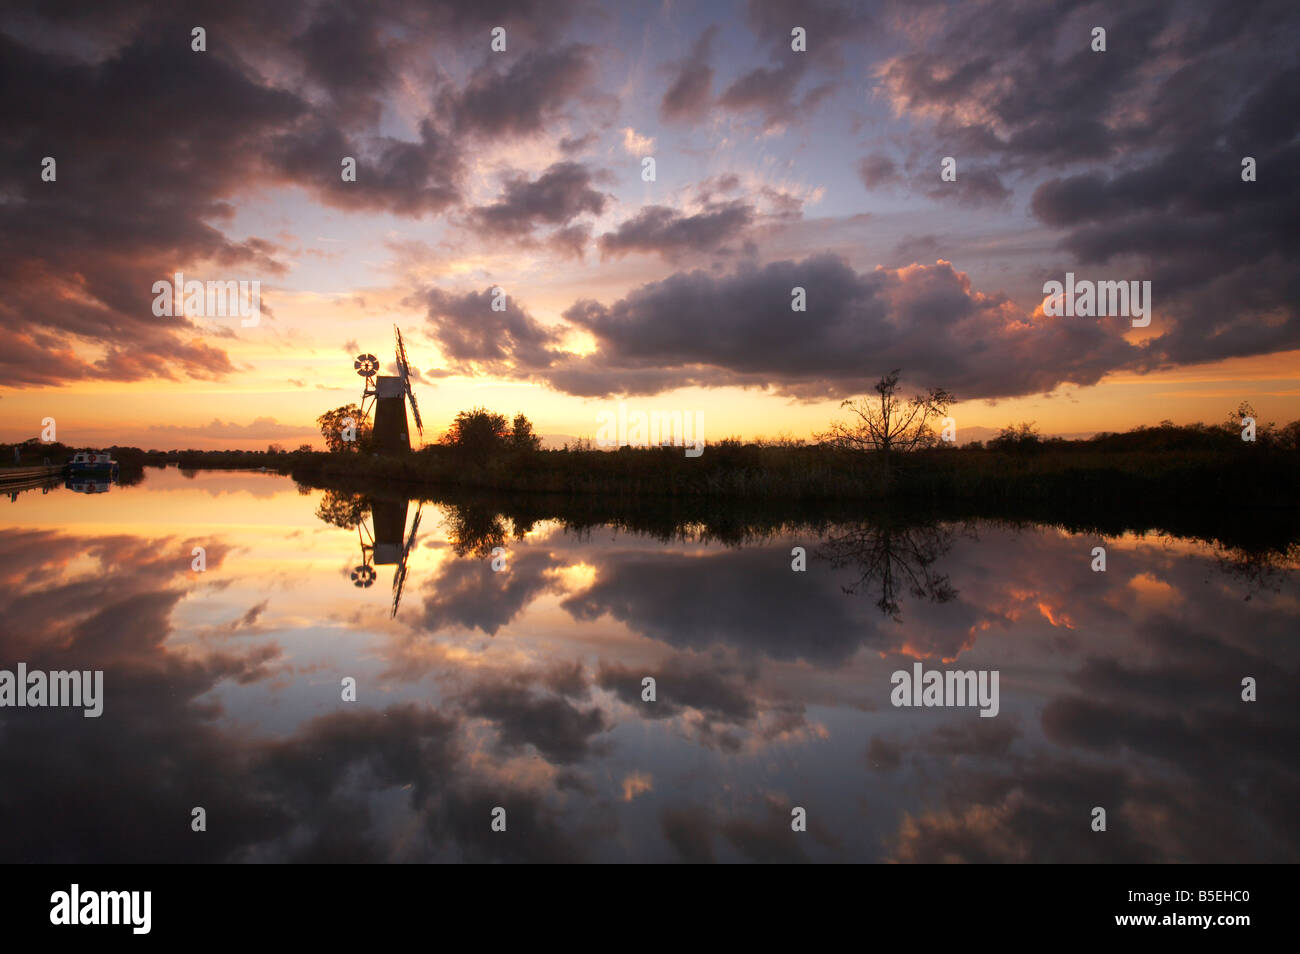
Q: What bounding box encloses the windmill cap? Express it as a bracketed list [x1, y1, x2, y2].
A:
[375, 376, 404, 398]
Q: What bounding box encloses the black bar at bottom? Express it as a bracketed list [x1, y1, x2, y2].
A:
[2, 864, 1282, 941]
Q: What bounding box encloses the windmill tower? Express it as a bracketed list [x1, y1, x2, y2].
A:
[369, 325, 424, 453]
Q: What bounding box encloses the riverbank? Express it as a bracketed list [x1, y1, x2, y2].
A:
[283, 441, 1299, 510]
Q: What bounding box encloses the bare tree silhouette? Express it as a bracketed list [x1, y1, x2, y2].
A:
[817, 369, 954, 475]
[816, 518, 958, 620]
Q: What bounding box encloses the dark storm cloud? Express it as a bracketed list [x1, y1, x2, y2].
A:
[268, 115, 464, 216]
[291, 0, 398, 124]
[0, 0, 594, 388]
[415, 286, 563, 374]
[1030, 138, 1300, 364]
[659, 25, 718, 123]
[468, 161, 608, 237]
[0, 24, 300, 386]
[459, 677, 613, 764]
[440, 44, 596, 138]
[542, 254, 1139, 400]
[597, 201, 755, 261]
[877, 0, 1300, 368]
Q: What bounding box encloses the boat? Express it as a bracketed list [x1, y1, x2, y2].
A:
[65, 451, 120, 480]
[64, 477, 112, 494]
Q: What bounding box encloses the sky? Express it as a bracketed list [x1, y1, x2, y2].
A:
[2, 0, 1298, 450]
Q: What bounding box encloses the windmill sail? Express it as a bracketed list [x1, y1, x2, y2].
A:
[394, 325, 424, 436]
[390, 502, 422, 617]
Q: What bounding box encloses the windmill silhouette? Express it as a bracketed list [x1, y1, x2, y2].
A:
[347, 495, 423, 617]
[355, 325, 423, 453]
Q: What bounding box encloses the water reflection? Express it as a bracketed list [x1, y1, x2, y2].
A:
[1, 468, 1296, 862]
[316, 489, 423, 617]
[816, 518, 960, 619]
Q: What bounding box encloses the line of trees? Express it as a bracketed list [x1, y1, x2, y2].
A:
[315, 402, 541, 461]
[817, 371, 1300, 455]
[440, 407, 541, 462]
[312, 372, 1299, 464]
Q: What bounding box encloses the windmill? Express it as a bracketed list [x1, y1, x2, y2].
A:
[366, 325, 424, 453]
[344, 495, 422, 617]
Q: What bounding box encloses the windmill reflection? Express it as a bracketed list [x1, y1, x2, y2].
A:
[316, 489, 423, 617]
[816, 518, 958, 620]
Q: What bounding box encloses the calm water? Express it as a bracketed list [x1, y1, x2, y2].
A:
[2, 468, 1296, 862]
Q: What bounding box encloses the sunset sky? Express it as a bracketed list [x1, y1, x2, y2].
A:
[2, 0, 1297, 450]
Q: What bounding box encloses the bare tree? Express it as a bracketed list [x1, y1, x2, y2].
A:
[815, 518, 959, 621]
[818, 370, 954, 471]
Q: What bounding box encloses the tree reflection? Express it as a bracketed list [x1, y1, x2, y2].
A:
[438, 501, 538, 558]
[816, 518, 958, 620]
[1210, 541, 1300, 600]
[315, 489, 367, 529]
[441, 501, 509, 558]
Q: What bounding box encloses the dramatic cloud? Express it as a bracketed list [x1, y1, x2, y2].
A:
[0, 26, 298, 386]
[440, 45, 596, 138]
[269, 116, 464, 216]
[459, 676, 613, 764]
[875, 0, 1300, 367]
[4, 0, 1297, 414]
[598, 201, 755, 261]
[416, 287, 563, 375]
[468, 161, 608, 241]
[0, 1, 593, 390]
[659, 25, 717, 122]
[544, 254, 1140, 400]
